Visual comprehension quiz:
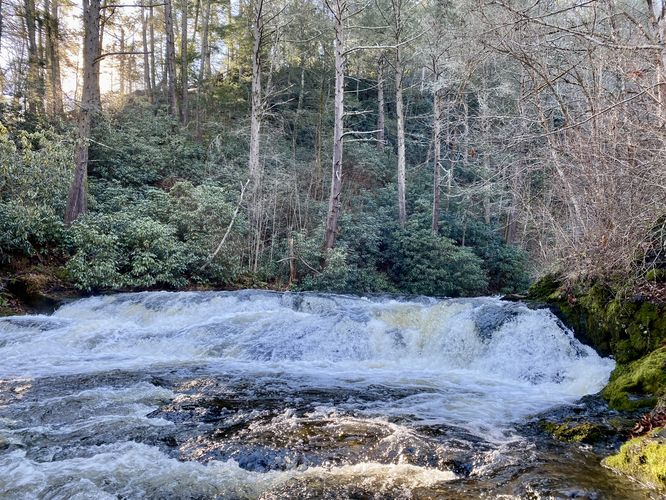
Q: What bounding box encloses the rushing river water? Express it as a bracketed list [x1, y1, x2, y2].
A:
[0, 291, 654, 498]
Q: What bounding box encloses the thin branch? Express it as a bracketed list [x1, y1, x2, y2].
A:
[202, 180, 250, 270]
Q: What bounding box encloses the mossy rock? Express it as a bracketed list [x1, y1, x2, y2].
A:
[603, 428, 666, 491]
[527, 274, 562, 301]
[603, 347, 666, 411]
[529, 276, 666, 363]
[542, 420, 607, 444]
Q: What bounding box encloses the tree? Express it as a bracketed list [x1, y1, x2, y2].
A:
[23, 0, 42, 114]
[164, 0, 178, 114]
[65, 0, 101, 224]
[44, 0, 63, 115]
[322, 0, 348, 253]
[180, 0, 188, 122]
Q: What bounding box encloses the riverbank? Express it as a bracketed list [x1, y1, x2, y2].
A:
[528, 275, 666, 491]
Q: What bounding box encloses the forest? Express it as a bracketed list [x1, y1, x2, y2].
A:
[1, 1, 666, 496]
[1, 0, 663, 300]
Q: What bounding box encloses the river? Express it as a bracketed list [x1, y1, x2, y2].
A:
[0, 291, 653, 498]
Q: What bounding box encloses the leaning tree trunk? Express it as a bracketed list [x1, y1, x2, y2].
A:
[322, 2, 346, 254]
[65, 0, 100, 224]
[164, 0, 178, 115]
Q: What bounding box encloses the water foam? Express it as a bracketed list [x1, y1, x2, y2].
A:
[0, 291, 614, 427]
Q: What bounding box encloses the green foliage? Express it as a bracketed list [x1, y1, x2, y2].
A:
[0, 94, 532, 299]
[0, 202, 64, 262]
[386, 221, 488, 297]
[442, 216, 530, 294]
[66, 212, 189, 291]
[65, 181, 246, 291]
[0, 126, 72, 208]
[88, 101, 207, 186]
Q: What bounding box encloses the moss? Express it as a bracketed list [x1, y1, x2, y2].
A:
[527, 274, 562, 301]
[646, 269, 666, 283]
[542, 420, 606, 444]
[603, 347, 666, 411]
[603, 428, 666, 491]
[529, 275, 666, 364]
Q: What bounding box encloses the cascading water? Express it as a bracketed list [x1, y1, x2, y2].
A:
[0, 291, 650, 498]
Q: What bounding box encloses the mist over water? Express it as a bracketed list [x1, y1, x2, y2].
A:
[0, 291, 646, 498]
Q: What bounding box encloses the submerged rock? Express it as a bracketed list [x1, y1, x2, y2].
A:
[603, 427, 666, 491]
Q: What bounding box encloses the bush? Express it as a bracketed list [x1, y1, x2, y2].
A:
[0, 202, 64, 263]
[65, 181, 246, 291]
[66, 213, 190, 291]
[386, 222, 489, 297]
[441, 215, 530, 294]
[88, 102, 206, 186]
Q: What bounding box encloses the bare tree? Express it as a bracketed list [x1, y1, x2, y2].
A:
[164, 0, 178, 114]
[65, 0, 101, 224]
[44, 0, 63, 115]
[322, 0, 347, 253]
[180, 0, 188, 122]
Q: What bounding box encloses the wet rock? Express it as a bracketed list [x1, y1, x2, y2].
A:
[602, 347, 666, 411]
[603, 427, 666, 491]
[541, 420, 608, 445]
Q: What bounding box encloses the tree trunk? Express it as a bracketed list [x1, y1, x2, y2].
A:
[91, 0, 105, 109]
[65, 0, 100, 224]
[199, 0, 210, 82]
[192, 0, 199, 43]
[395, 45, 407, 227]
[249, 0, 264, 188]
[376, 56, 385, 150]
[44, 0, 63, 115]
[141, 2, 152, 100]
[180, 0, 188, 122]
[0, 0, 4, 53]
[292, 65, 305, 160]
[149, 3, 156, 98]
[648, 0, 666, 124]
[24, 0, 40, 114]
[288, 234, 297, 285]
[164, 0, 178, 115]
[432, 88, 442, 233]
[119, 26, 126, 94]
[322, 1, 346, 254]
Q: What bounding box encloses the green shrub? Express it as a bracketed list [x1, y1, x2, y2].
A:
[386, 222, 488, 297]
[66, 213, 192, 291]
[0, 202, 64, 262]
[66, 181, 246, 291]
[88, 102, 206, 186]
